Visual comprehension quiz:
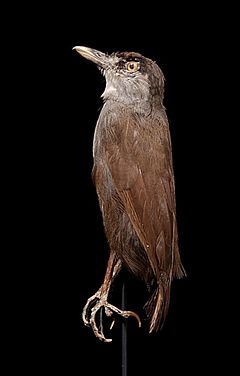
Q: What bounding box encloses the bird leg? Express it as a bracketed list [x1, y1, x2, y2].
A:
[82, 253, 141, 342]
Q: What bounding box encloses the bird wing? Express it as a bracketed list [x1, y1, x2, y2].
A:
[102, 112, 182, 280]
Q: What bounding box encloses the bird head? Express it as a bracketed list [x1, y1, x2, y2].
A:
[73, 46, 165, 109]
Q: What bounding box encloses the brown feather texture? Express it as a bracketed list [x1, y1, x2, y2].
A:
[74, 46, 186, 341]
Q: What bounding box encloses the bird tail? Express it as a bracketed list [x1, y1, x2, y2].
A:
[144, 280, 171, 333]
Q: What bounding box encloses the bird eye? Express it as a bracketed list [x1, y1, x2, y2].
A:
[126, 61, 140, 72]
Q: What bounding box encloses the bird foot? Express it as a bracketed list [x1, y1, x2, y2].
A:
[82, 290, 142, 342]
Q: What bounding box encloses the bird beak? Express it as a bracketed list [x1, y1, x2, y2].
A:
[73, 46, 110, 69]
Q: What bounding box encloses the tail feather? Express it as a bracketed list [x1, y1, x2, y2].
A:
[145, 281, 171, 333]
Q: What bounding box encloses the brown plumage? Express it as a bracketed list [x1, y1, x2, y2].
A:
[73, 46, 186, 342]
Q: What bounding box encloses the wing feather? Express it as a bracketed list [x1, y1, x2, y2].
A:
[103, 113, 182, 278]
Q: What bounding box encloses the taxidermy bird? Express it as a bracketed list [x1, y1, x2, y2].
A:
[73, 46, 186, 342]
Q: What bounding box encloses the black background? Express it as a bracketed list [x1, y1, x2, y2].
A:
[8, 3, 232, 375]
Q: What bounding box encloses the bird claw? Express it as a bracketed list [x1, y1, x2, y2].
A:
[82, 289, 101, 327]
[82, 292, 142, 342]
[110, 318, 115, 330]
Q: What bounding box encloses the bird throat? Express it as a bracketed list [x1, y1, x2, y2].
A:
[101, 72, 152, 114]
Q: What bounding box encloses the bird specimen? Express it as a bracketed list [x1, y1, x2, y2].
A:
[73, 46, 186, 342]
